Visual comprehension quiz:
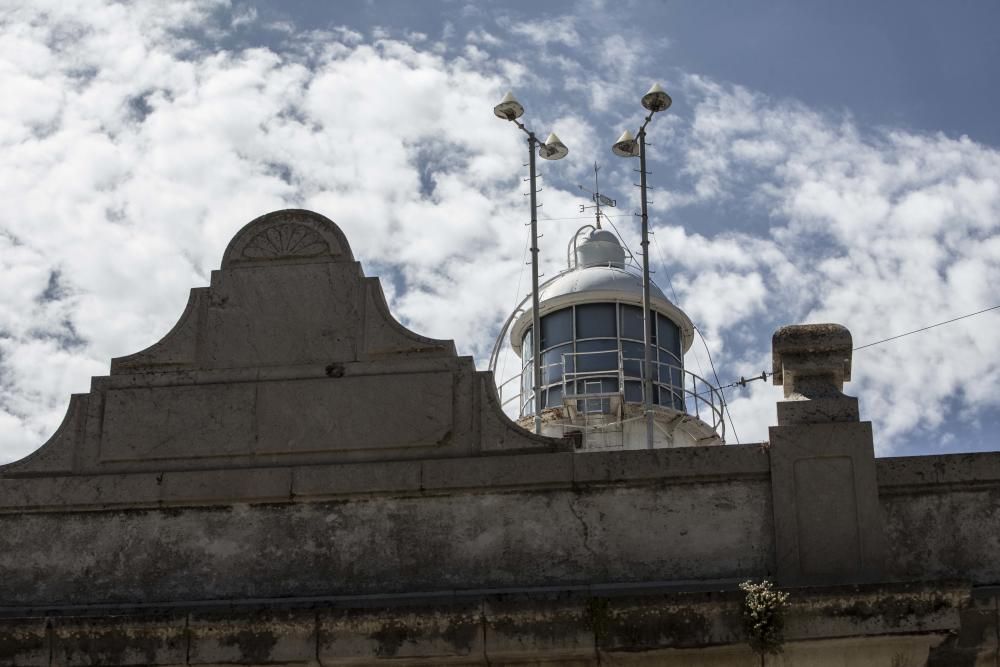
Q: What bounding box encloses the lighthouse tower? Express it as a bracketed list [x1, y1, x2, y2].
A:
[491, 226, 725, 450]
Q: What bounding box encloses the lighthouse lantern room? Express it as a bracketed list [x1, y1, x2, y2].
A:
[491, 225, 726, 450]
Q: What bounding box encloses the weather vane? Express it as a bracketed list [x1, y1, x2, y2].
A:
[578, 162, 616, 229]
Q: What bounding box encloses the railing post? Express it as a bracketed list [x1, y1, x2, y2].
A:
[561, 354, 567, 399]
[694, 373, 701, 419]
[618, 349, 624, 393]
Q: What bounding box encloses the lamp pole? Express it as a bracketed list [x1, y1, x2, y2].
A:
[494, 92, 569, 435]
[638, 123, 654, 450]
[527, 131, 542, 435]
[612, 83, 672, 450]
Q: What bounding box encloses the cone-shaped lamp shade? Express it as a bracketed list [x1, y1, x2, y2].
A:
[641, 83, 672, 112]
[493, 91, 525, 120]
[612, 129, 640, 157]
[538, 132, 568, 160]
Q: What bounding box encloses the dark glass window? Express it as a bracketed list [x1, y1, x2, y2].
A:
[658, 346, 682, 368]
[544, 385, 564, 408]
[657, 359, 682, 389]
[620, 304, 644, 340]
[658, 385, 685, 411]
[576, 339, 617, 373]
[621, 340, 644, 379]
[522, 328, 532, 363]
[657, 315, 681, 359]
[540, 308, 573, 349]
[624, 380, 643, 402]
[541, 343, 573, 385]
[575, 303, 616, 339]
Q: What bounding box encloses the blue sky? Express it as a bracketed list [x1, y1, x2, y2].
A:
[1, 0, 998, 461]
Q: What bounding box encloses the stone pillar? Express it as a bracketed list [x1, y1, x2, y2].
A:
[768, 324, 887, 586]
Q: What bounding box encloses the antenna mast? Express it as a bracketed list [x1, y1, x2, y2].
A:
[578, 162, 617, 229]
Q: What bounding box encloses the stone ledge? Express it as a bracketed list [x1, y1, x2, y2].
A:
[8, 447, 1000, 513]
[877, 452, 1000, 494]
[0, 582, 980, 666]
[104, 356, 471, 390]
[0, 445, 771, 513]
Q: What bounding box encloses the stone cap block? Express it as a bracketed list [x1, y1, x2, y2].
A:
[772, 323, 853, 399]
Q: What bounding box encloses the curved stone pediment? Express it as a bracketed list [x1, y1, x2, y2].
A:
[221, 209, 352, 267]
[0, 209, 563, 497]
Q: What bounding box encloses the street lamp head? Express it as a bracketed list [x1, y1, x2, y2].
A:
[641, 83, 672, 113]
[611, 129, 640, 157]
[539, 132, 568, 160]
[493, 91, 525, 121]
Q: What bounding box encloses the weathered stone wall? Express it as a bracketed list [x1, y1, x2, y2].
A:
[5, 448, 1000, 610]
[879, 453, 1000, 585]
[0, 447, 774, 607]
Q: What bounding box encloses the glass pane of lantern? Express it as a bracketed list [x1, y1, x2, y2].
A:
[575, 303, 616, 339]
[545, 385, 563, 408]
[620, 304, 643, 341]
[540, 308, 573, 349]
[541, 343, 572, 385]
[576, 339, 617, 372]
[624, 380, 643, 403]
[657, 314, 681, 360]
[621, 340, 644, 379]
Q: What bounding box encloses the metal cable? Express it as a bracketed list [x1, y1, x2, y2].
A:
[854, 305, 1000, 351]
[650, 232, 741, 444]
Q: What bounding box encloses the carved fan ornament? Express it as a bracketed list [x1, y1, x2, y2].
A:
[240, 223, 330, 261]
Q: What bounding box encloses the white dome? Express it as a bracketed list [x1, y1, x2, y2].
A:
[540, 264, 668, 302]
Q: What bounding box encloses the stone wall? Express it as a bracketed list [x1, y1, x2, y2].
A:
[879, 453, 1000, 585]
[3, 447, 1000, 610]
[0, 446, 774, 607]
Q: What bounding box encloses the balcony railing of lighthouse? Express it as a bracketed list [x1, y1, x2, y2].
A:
[493, 349, 726, 443]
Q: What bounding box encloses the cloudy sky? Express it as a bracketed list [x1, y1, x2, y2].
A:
[1, 0, 998, 462]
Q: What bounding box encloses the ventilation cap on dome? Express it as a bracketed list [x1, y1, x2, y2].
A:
[576, 229, 625, 268]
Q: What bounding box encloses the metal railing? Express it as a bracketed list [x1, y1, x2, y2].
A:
[495, 350, 726, 441]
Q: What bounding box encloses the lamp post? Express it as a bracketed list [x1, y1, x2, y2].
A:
[611, 83, 672, 449]
[494, 92, 569, 435]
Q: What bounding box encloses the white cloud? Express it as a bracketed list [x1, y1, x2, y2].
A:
[0, 2, 997, 464]
[655, 76, 1000, 451]
[0, 0, 597, 462]
[231, 4, 258, 29]
[466, 29, 502, 47]
[506, 16, 581, 48]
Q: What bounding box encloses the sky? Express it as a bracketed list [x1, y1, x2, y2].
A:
[1, 0, 998, 463]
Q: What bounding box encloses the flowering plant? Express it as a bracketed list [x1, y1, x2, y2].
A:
[739, 579, 790, 655]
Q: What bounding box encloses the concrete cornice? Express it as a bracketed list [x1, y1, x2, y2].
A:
[0, 445, 771, 513]
[6, 443, 1000, 513]
[876, 451, 1000, 494]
